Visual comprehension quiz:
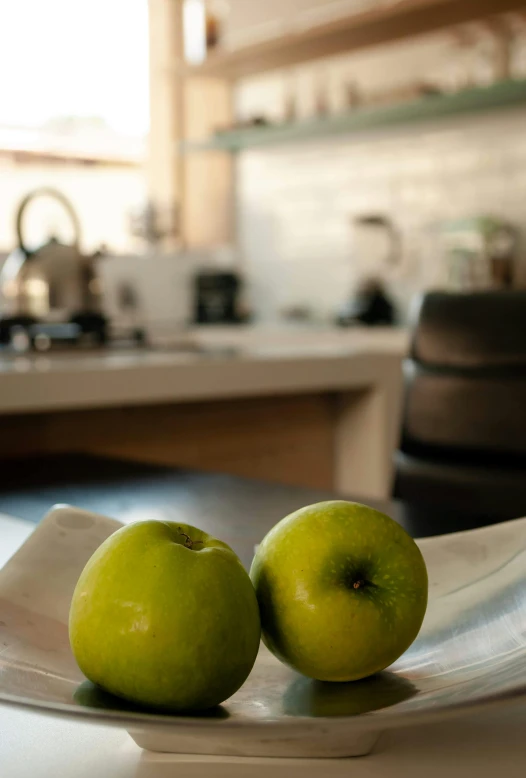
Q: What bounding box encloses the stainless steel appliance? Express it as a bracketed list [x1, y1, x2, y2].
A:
[0, 188, 107, 348]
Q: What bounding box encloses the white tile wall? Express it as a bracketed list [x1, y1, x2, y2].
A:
[234, 35, 526, 322]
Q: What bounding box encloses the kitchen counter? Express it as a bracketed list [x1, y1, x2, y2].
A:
[0, 326, 408, 414]
[0, 327, 409, 500]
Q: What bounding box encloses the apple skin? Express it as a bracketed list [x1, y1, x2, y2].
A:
[250, 501, 428, 682]
[69, 521, 261, 711]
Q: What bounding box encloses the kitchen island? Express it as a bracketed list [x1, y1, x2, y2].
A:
[0, 327, 408, 500]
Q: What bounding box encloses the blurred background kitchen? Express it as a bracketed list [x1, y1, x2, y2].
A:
[1, 0, 526, 521]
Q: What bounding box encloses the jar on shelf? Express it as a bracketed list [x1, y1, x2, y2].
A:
[205, 0, 230, 51]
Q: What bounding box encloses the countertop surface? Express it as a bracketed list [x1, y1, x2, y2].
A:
[0, 326, 408, 414]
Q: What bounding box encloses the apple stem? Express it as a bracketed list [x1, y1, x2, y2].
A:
[177, 529, 193, 548]
[176, 527, 204, 551]
[353, 580, 365, 590]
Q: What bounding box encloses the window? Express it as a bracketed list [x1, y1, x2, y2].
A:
[0, 0, 149, 254]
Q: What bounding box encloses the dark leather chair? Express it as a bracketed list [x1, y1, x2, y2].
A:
[394, 291, 526, 520]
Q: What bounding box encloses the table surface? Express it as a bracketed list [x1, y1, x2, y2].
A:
[1, 454, 525, 777]
[0, 454, 508, 555]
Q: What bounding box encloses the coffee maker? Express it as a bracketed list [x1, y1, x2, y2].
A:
[194, 270, 247, 324]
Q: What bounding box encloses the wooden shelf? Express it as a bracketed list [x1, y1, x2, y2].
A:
[184, 0, 526, 80]
[182, 79, 526, 153]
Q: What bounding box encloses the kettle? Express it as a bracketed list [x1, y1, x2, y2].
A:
[0, 188, 105, 332]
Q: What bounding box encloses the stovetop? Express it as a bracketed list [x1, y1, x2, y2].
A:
[0, 316, 144, 354]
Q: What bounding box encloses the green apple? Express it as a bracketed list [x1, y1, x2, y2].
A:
[69, 521, 261, 711]
[250, 501, 428, 682]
